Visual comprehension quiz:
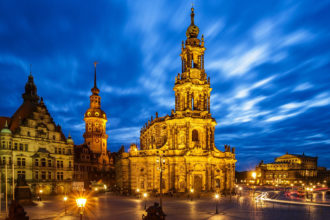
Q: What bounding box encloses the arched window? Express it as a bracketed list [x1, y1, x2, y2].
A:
[192, 130, 198, 142]
[216, 179, 220, 188]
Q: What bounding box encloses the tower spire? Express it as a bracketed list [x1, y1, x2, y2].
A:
[93, 61, 98, 89]
[190, 6, 195, 25]
[29, 64, 32, 76]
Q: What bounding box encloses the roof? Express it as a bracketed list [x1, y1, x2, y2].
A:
[0, 117, 11, 130]
[9, 100, 36, 132]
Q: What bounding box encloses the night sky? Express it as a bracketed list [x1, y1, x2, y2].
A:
[0, 0, 329, 171]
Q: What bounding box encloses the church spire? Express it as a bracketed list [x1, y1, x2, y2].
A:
[22, 66, 39, 104]
[94, 61, 98, 89]
[190, 6, 195, 25]
[91, 62, 100, 95]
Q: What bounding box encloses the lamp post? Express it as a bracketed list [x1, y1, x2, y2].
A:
[143, 192, 148, 210]
[190, 188, 194, 201]
[76, 197, 87, 220]
[39, 189, 43, 201]
[252, 172, 256, 197]
[64, 196, 68, 215]
[215, 193, 219, 214]
[136, 188, 140, 198]
[156, 155, 166, 209]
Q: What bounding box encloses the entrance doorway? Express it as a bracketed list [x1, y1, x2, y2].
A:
[193, 175, 202, 192]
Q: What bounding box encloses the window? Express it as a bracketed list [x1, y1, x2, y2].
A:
[57, 172, 63, 180]
[59, 148, 62, 154]
[9, 157, 12, 165]
[9, 142, 12, 149]
[48, 172, 51, 179]
[35, 159, 39, 166]
[14, 143, 17, 150]
[22, 158, 25, 167]
[17, 171, 26, 179]
[2, 157, 6, 165]
[55, 148, 57, 154]
[216, 179, 220, 188]
[61, 161, 63, 168]
[41, 158, 46, 167]
[17, 158, 22, 166]
[1, 141, 5, 148]
[41, 171, 46, 180]
[19, 143, 23, 151]
[69, 161, 72, 168]
[27, 131, 30, 136]
[53, 135, 56, 140]
[35, 171, 39, 180]
[48, 160, 52, 167]
[68, 149, 72, 155]
[192, 130, 199, 141]
[57, 161, 60, 168]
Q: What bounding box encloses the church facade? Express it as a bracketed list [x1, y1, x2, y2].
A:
[0, 73, 74, 195]
[116, 8, 236, 194]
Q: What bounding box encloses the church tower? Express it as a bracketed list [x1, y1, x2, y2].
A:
[83, 63, 108, 154]
[174, 7, 211, 115]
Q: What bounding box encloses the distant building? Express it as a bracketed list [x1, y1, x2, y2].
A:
[240, 152, 329, 186]
[115, 8, 236, 195]
[0, 73, 74, 195]
[73, 64, 114, 188]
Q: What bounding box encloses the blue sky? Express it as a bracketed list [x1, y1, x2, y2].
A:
[0, 0, 329, 170]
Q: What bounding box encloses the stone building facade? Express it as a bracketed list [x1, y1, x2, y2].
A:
[116, 8, 236, 194]
[0, 73, 74, 195]
[245, 153, 319, 185]
[74, 64, 114, 188]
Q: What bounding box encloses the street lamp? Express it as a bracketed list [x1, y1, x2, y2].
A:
[136, 188, 140, 198]
[64, 196, 68, 215]
[251, 172, 256, 197]
[215, 193, 220, 214]
[76, 197, 87, 220]
[190, 188, 194, 201]
[143, 193, 148, 210]
[39, 189, 43, 201]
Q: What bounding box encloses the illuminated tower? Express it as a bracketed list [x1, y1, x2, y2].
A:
[174, 7, 211, 115]
[83, 62, 108, 155]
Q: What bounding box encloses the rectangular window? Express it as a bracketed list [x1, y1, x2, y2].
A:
[14, 143, 17, 150]
[17, 171, 26, 180]
[57, 161, 60, 168]
[35, 171, 38, 180]
[17, 158, 21, 166]
[61, 172, 63, 180]
[48, 160, 51, 167]
[19, 143, 23, 151]
[68, 149, 72, 155]
[48, 172, 51, 179]
[41, 171, 46, 180]
[9, 157, 12, 165]
[2, 157, 6, 165]
[22, 158, 26, 167]
[59, 148, 62, 154]
[35, 159, 39, 166]
[55, 148, 57, 154]
[41, 159, 46, 167]
[61, 161, 63, 168]
[9, 142, 12, 149]
[57, 172, 60, 180]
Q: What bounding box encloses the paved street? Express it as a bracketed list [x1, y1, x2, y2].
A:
[11, 192, 329, 220]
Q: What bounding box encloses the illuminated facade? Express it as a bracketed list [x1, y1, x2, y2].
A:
[74, 64, 114, 186]
[0, 73, 74, 194]
[116, 8, 236, 194]
[245, 153, 319, 185]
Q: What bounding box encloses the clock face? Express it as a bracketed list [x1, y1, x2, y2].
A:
[95, 138, 100, 143]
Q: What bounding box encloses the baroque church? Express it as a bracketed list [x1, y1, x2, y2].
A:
[73, 63, 114, 188]
[116, 8, 236, 194]
[0, 72, 74, 194]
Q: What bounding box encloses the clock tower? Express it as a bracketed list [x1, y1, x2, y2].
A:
[83, 62, 108, 155]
